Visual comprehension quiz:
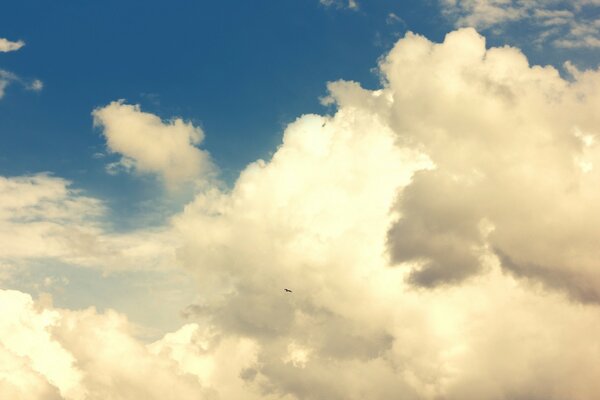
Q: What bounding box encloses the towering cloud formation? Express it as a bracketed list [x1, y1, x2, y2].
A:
[171, 28, 600, 398]
[93, 101, 214, 188]
[5, 28, 600, 399]
[381, 29, 600, 299]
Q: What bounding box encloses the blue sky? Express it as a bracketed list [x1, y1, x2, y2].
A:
[1, 1, 431, 178]
[2, 0, 596, 196]
[3, 1, 600, 398]
[0, 0, 447, 227]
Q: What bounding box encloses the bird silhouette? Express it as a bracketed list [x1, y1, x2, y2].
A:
[284, 288, 292, 293]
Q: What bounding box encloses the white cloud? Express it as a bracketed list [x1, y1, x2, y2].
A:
[0, 71, 43, 100]
[0, 174, 178, 271]
[320, 0, 359, 10]
[440, 0, 600, 48]
[5, 28, 600, 399]
[165, 28, 600, 398]
[0, 38, 24, 53]
[92, 101, 215, 188]
[0, 70, 17, 99]
[441, 0, 526, 29]
[0, 38, 41, 99]
[379, 29, 600, 300]
[0, 288, 301, 399]
[0, 289, 208, 399]
[28, 79, 43, 91]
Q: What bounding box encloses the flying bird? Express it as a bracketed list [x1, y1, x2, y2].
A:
[284, 288, 292, 293]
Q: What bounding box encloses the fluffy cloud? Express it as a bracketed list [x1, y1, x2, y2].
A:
[0, 288, 322, 399]
[6, 28, 600, 399]
[380, 29, 600, 300]
[92, 101, 214, 188]
[0, 38, 24, 53]
[0, 289, 267, 399]
[165, 28, 600, 399]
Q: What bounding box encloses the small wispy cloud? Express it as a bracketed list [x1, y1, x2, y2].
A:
[320, 0, 359, 11]
[28, 79, 43, 91]
[0, 39, 42, 99]
[386, 12, 406, 26]
[0, 70, 43, 99]
[440, 0, 600, 49]
[0, 38, 24, 53]
[0, 70, 17, 98]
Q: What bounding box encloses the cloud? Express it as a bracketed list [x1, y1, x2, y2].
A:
[163, 28, 600, 398]
[378, 28, 600, 301]
[0, 70, 17, 99]
[0, 71, 43, 100]
[440, 0, 600, 48]
[0, 38, 24, 53]
[0, 174, 178, 272]
[92, 101, 214, 188]
[0, 38, 41, 100]
[28, 79, 43, 91]
[6, 27, 600, 399]
[0, 288, 312, 399]
[0, 289, 219, 399]
[320, 0, 359, 11]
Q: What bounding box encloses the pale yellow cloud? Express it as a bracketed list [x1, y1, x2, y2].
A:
[93, 101, 214, 188]
[4, 28, 600, 399]
[380, 28, 600, 299]
[0, 38, 24, 53]
[168, 28, 600, 398]
[0, 174, 178, 271]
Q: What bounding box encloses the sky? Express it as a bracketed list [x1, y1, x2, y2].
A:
[2, 0, 600, 399]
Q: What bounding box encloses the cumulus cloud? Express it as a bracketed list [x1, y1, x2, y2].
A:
[162, 28, 600, 398]
[6, 27, 600, 399]
[92, 101, 214, 188]
[379, 29, 600, 300]
[0, 38, 24, 53]
[0, 289, 263, 399]
[0, 288, 321, 399]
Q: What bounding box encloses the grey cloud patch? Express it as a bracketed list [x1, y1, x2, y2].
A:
[496, 249, 600, 303]
[388, 170, 486, 287]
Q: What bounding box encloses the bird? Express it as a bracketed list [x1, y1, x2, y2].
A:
[284, 288, 292, 293]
